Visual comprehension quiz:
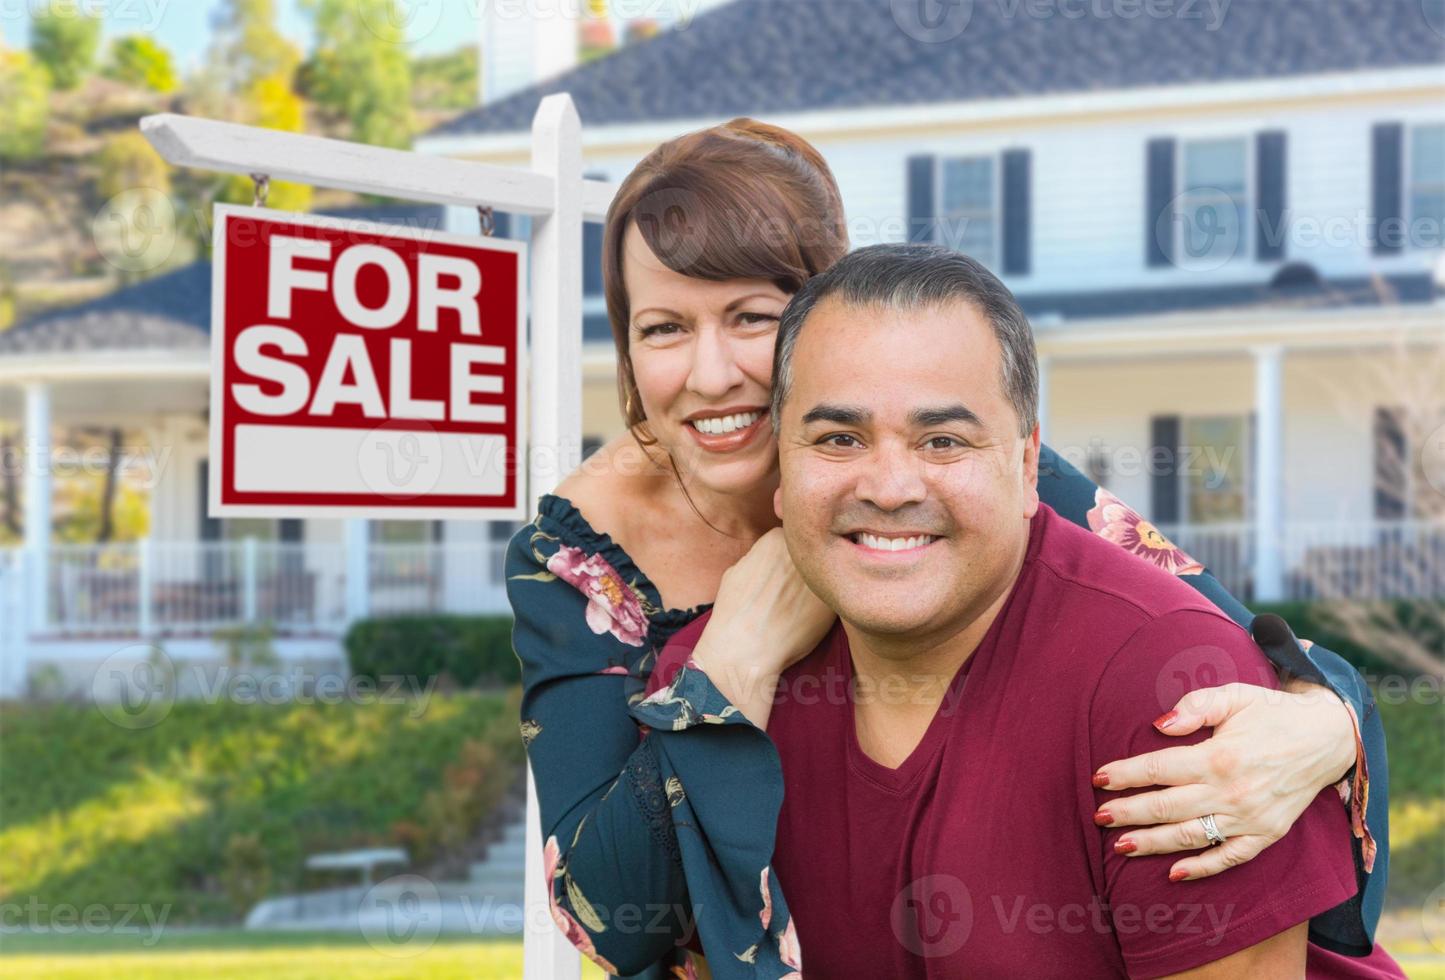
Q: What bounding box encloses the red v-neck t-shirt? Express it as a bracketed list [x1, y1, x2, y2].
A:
[651, 504, 1386, 978]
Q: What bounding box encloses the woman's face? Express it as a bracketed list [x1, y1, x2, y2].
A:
[623, 222, 792, 497]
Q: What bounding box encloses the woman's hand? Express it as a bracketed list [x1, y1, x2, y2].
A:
[1093, 680, 1357, 881]
[690, 528, 836, 729]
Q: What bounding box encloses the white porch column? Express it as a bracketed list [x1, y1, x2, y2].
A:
[1037, 354, 1052, 444]
[343, 518, 369, 622]
[23, 382, 52, 630]
[1252, 345, 1285, 603]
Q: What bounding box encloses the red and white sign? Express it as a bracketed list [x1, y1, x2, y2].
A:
[208, 204, 527, 520]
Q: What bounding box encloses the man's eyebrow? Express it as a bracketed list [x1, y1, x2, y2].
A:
[801, 404, 871, 426]
[910, 404, 982, 427]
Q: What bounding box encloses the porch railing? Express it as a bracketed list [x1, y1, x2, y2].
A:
[1157, 519, 1445, 603]
[31, 538, 512, 638]
[9, 520, 1443, 639]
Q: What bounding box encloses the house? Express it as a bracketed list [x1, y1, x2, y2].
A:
[2, 0, 1442, 698]
[421, 0, 1445, 601]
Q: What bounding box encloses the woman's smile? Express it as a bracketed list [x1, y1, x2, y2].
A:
[681, 406, 772, 454]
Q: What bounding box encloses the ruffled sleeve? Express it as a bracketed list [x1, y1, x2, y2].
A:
[629, 611, 803, 979]
[508, 498, 699, 978]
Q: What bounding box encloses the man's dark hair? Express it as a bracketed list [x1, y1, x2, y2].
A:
[772, 243, 1039, 436]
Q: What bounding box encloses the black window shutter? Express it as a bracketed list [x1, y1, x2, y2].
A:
[198, 460, 220, 542]
[1150, 415, 1181, 524]
[1372, 122, 1405, 256]
[1001, 149, 1031, 276]
[1145, 138, 1176, 268]
[1373, 406, 1407, 519]
[906, 155, 937, 244]
[583, 221, 604, 296]
[1255, 131, 1287, 262]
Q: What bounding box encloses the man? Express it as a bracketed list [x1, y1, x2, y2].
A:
[646, 244, 1398, 978]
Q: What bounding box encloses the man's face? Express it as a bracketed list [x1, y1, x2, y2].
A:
[775, 296, 1041, 642]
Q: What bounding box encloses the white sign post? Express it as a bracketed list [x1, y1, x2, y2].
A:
[142, 94, 606, 979]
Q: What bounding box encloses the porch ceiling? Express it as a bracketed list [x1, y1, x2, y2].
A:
[0, 374, 209, 426]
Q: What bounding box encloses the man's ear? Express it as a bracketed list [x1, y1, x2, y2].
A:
[774, 485, 785, 522]
[1021, 423, 1042, 518]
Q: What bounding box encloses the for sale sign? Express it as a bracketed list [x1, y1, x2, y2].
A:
[209, 204, 526, 520]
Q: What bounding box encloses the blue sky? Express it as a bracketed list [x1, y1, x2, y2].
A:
[1, 0, 480, 71]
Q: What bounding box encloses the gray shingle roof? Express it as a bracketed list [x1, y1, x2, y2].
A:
[0, 205, 447, 357]
[430, 0, 1444, 139]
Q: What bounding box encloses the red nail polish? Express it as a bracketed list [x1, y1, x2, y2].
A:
[1153, 709, 1179, 731]
[1115, 838, 1137, 855]
[1169, 869, 1190, 882]
[1091, 771, 1110, 788]
[1093, 809, 1113, 827]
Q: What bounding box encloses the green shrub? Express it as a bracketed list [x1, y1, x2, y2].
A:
[345, 614, 518, 689]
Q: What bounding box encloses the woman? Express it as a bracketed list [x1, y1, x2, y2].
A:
[507, 120, 1382, 979]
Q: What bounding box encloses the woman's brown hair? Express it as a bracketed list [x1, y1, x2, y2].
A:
[602, 118, 849, 440]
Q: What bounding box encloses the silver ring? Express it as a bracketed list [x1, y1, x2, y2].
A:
[1199, 813, 1227, 846]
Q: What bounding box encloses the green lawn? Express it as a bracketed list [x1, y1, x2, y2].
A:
[1, 930, 1441, 978]
[0, 931, 610, 979]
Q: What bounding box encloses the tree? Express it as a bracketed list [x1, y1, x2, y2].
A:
[29, 1, 101, 91]
[200, 0, 312, 214]
[207, 0, 301, 94]
[1299, 312, 1445, 681]
[301, 0, 414, 150]
[0, 47, 50, 162]
[95, 131, 171, 202]
[102, 34, 178, 93]
[411, 46, 478, 112]
[214, 75, 312, 213]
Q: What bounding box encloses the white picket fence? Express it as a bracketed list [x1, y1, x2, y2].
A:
[22, 538, 512, 638]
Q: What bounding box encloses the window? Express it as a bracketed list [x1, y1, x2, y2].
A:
[938, 156, 997, 267]
[1409, 123, 1445, 250]
[1178, 138, 1248, 265]
[1179, 415, 1251, 525]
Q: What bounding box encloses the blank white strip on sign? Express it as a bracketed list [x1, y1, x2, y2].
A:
[234, 425, 509, 498]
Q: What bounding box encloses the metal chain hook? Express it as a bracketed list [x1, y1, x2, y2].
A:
[250, 173, 270, 208]
[477, 206, 495, 237]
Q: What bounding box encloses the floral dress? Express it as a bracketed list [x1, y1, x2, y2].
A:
[506, 445, 1385, 980]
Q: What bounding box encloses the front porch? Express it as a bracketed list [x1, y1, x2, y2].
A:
[0, 361, 517, 697]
